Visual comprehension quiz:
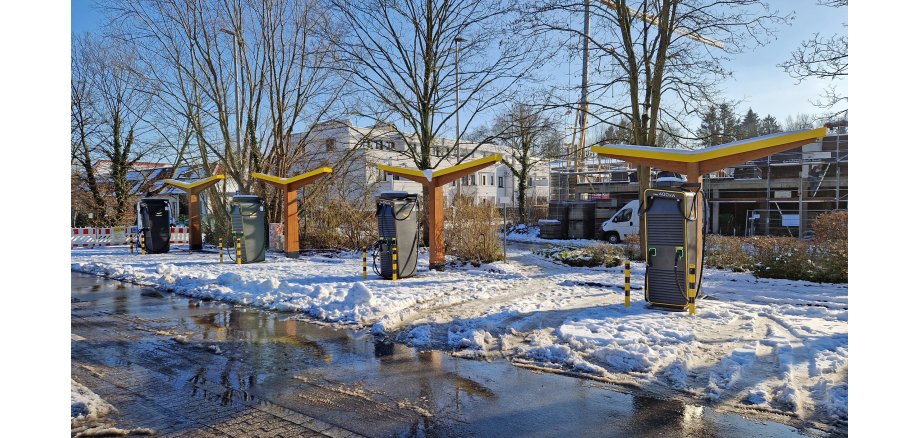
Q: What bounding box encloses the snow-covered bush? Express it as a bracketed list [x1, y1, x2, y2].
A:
[538, 243, 624, 268]
[750, 236, 816, 281]
[704, 235, 753, 272]
[622, 234, 642, 260]
[813, 210, 848, 243]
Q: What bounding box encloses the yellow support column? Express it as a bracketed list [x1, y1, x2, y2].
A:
[362, 248, 367, 279]
[219, 237, 224, 263]
[624, 260, 631, 308]
[140, 232, 146, 255]
[236, 236, 242, 265]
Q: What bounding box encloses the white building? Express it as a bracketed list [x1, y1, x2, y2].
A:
[291, 120, 550, 208]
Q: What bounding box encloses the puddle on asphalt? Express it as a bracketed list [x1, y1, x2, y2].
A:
[72, 272, 827, 438]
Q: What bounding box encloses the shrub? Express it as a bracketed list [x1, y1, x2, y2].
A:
[445, 195, 504, 264]
[538, 243, 624, 268]
[811, 238, 848, 283]
[813, 210, 848, 242]
[749, 236, 816, 281]
[704, 235, 753, 272]
[623, 234, 642, 261]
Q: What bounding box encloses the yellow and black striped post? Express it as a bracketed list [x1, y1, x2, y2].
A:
[362, 247, 367, 279]
[235, 236, 242, 265]
[140, 232, 146, 255]
[624, 260, 631, 308]
[219, 237, 224, 263]
[688, 264, 697, 315]
[130, 233, 135, 254]
[390, 237, 398, 281]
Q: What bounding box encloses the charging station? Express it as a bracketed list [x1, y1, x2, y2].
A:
[230, 195, 268, 263]
[137, 198, 172, 254]
[592, 127, 829, 314]
[643, 187, 703, 309]
[375, 191, 420, 279]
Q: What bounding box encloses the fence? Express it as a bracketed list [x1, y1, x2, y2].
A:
[743, 209, 835, 238]
[71, 226, 191, 248]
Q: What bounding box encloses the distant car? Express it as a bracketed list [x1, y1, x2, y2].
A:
[654, 171, 686, 184]
[601, 200, 640, 243]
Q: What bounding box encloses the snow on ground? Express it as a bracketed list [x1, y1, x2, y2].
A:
[72, 379, 114, 421]
[72, 244, 847, 428]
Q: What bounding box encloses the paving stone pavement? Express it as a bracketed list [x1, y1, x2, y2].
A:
[72, 292, 364, 437]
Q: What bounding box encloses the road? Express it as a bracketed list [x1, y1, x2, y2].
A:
[72, 271, 812, 437]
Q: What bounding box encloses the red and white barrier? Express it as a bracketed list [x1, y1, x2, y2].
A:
[71, 228, 98, 247]
[71, 226, 192, 248]
[169, 227, 189, 244]
[70, 226, 139, 248]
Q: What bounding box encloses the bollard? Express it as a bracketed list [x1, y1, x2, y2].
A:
[624, 260, 631, 308]
[130, 233, 135, 254]
[219, 237, 224, 263]
[362, 247, 367, 279]
[391, 237, 398, 281]
[688, 264, 697, 315]
[140, 232, 146, 255]
[235, 236, 242, 265]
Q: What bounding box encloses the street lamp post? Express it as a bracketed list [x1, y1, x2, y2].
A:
[454, 36, 466, 166]
[220, 28, 242, 176]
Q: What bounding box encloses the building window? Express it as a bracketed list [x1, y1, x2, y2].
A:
[481, 174, 486, 186]
[325, 138, 335, 151]
[489, 175, 494, 186]
[374, 140, 384, 150]
[528, 177, 534, 187]
[386, 141, 395, 150]
[498, 176, 504, 188]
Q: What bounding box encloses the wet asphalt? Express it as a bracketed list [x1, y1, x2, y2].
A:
[71, 272, 816, 437]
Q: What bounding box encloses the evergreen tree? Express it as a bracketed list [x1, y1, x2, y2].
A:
[600, 118, 633, 144]
[696, 105, 720, 147]
[760, 114, 781, 135]
[739, 108, 760, 139]
[717, 103, 739, 144]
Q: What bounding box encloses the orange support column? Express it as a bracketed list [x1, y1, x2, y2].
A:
[188, 191, 202, 250]
[285, 188, 299, 257]
[428, 185, 445, 270]
[164, 175, 225, 251]
[377, 155, 502, 271]
[252, 167, 333, 258]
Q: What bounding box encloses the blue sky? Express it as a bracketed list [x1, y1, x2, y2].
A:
[72, 0, 847, 129]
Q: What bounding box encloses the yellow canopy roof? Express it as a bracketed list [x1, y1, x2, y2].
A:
[251, 167, 333, 187]
[164, 174, 225, 191]
[377, 154, 503, 185]
[591, 127, 827, 164]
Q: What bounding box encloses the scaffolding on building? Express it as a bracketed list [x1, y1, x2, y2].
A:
[549, 132, 848, 237]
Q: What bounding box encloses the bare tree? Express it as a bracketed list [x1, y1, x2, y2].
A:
[330, 0, 549, 171]
[528, 0, 789, 257]
[109, 0, 348, 242]
[71, 33, 157, 225]
[779, 0, 847, 119]
[330, 0, 551, 243]
[72, 35, 107, 225]
[492, 102, 560, 219]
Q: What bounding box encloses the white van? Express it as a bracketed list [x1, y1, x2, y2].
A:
[601, 200, 640, 243]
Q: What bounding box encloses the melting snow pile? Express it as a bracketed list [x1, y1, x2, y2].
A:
[72, 245, 847, 427]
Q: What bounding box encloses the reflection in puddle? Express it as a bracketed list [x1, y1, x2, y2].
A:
[73, 272, 813, 438]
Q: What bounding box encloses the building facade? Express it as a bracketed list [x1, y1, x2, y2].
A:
[551, 132, 848, 237]
[291, 120, 551, 208]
